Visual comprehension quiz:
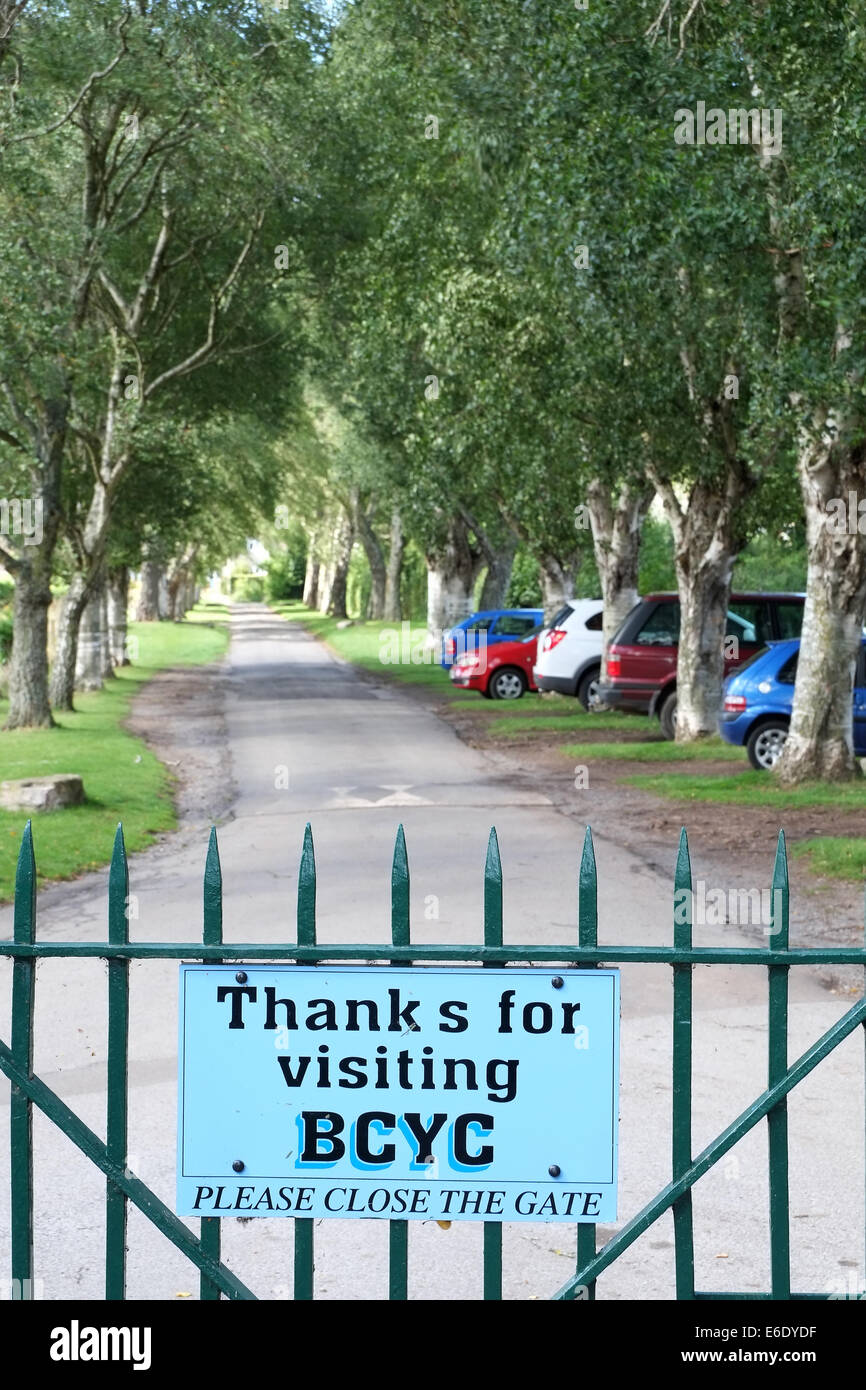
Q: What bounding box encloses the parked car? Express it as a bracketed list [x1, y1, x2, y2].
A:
[449, 627, 541, 699]
[532, 599, 604, 710]
[720, 638, 866, 769]
[598, 591, 806, 738]
[440, 607, 543, 669]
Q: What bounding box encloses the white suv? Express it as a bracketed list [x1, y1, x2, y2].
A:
[533, 599, 604, 709]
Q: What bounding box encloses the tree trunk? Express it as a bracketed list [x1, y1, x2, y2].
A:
[383, 509, 404, 621]
[479, 533, 518, 609]
[327, 512, 355, 619]
[107, 566, 130, 667]
[99, 581, 114, 680]
[2, 399, 66, 730]
[649, 464, 753, 741]
[5, 565, 55, 729]
[136, 560, 162, 621]
[587, 477, 654, 679]
[351, 491, 386, 619]
[75, 570, 108, 692]
[538, 555, 579, 621]
[776, 441, 866, 783]
[157, 568, 171, 620]
[49, 571, 90, 710]
[303, 552, 320, 609]
[425, 514, 486, 641]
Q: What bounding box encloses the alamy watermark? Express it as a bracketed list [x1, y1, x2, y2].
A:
[675, 882, 783, 933]
[674, 102, 783, 155]
[0, 496, 43, 546]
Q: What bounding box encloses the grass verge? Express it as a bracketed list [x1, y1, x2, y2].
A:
[625, 770, 866, 806]
[562, 739, 744, 763]
[0, 608, 229, 899]
[790, 837, 866, 881]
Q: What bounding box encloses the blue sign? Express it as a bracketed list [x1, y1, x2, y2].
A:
[177, 965, 619, 1222]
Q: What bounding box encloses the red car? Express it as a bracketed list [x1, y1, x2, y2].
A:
[449, 628, 540, 699]
[598, 591, 806, 738]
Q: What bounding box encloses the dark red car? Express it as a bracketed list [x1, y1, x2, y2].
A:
[448, 629, 540, 700]
[597, 592, 805, 738]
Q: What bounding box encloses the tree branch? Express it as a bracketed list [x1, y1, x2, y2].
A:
[6, 11, 131, 145]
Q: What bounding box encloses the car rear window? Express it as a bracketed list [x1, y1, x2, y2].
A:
[584, 610, 603, 630]
[635, 602, 680, 645]
[495, 614, 539, 637]
[731, 645, 770, 676]
[777, 652, 798, 684]
[726, 601, 772, 645]
[549, 604, 573, 628]
[464, 616, 496, 632]
[774, 601, 805, 639]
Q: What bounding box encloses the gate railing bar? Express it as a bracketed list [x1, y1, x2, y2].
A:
[10, 821, 35, 1301]
[389, 825, 410, 1302]
[576, 825, 599, 1301]
[483, 826, 503, 1301]
[3, 942, 862, 964]
[293, 823, 316, 1301]
[768, 832, 791, 1300]
[672, 828, 695, 1301]
[200, 827, 223, 1301]
[553, 992, 866, 1301]
[106, 826, 130, 1300]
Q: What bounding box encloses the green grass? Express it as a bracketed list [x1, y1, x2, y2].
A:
[625, 770, 866, 806]
[490, 712, 634, 737]
[790, 837, 866, 881]
[561, 738, 745, 763]
[0, 608, 229, 899]
[270, 600, 461, 694]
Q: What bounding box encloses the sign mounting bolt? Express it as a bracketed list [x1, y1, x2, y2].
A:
[235, 971, 248, 984]
[232, 1160, 245, 1173]
[551, 976, 564, 989]
[548, 1165, 561, 1178]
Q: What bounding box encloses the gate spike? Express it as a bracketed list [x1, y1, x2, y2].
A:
[391, 825, 409, 943]
[484, 828, 502, 945]
[770, 829, 789, 947]
[674, 827, 692, 892]
[203, 827, 223, 942]
[297, 822, 316, 945]
[14, 820, 36, 932]
[578, 826, 597, 946]
[109, 824, 129, 940]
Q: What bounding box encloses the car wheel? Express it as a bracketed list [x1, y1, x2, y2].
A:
[747, 720, 788, 771]
[489, 667, 527, 700]
[659, 689, 678, 740]
[576, 667, 601, 711]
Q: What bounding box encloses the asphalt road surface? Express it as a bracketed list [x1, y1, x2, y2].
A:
[1, 605, 863, 1301]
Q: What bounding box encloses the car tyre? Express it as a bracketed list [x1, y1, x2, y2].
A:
[746, 719, 789, 771]
[489, 667, 527, 700]
[576, 666, 601, 712]
[659, 689, 678, 741]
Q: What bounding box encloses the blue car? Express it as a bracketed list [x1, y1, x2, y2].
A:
[719, 638, 866, 769]
[441, 608, 544, 669]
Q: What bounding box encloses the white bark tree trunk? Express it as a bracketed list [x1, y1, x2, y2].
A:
[538, 555, 579, 621]
[136, 560, 162, 621]
[776, 439, 866, 783]
[425, 514, 486, 643]
[649, 463, 752, 741]
[327, 511, 354, 619]
[383, 509, 404, 622]
[74, 570, 108, 692]
[587, 477, 654, 679]
[107, 567, 130, 667]
[479, 533, 518, 609]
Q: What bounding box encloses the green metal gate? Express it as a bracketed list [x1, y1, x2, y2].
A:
[1, 819, 864, 1300]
